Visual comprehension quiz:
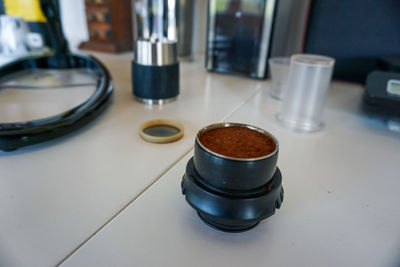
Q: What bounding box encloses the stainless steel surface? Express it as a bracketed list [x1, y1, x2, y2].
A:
[206, 0, 217, 70]
[205, 0, 276, 78]
[196, 122, 279, 162]
[177, 0, 194, 59]
[257, 0, 277, 77]
[269, 0, 311, 58]
[134, 39, 178, 66]
[135, 96, 177, 105]
[166, 0, 178, 41]
[132, 0, 178, 42]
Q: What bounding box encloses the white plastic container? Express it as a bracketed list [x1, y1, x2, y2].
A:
[277, 54, 335, 132]
[268, 57, 290, 100]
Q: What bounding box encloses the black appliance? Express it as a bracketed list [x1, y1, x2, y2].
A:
[205, 0, 277, 79]
[304, 0, 400, 83]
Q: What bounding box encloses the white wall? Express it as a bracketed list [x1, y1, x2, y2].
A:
[59, 0, 89, 51]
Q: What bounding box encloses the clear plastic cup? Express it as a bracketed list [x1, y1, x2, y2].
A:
[268, 57, 290, 100]
[277, 54, 335, 132]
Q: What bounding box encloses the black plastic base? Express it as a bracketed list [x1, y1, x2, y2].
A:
[181, 158, 284, 232]
[197, 212, 260, 233]
[132, 62, 179, 100]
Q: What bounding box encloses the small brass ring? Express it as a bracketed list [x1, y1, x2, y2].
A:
[140, 119, 184, 143]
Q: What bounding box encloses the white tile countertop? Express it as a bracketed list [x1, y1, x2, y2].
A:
[0, 54, 266, 267]
[62, 81, 400, 267]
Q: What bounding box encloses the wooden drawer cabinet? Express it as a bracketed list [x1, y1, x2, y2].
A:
[79, 0, 133, 53]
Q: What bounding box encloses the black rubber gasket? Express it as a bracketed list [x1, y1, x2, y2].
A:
[0, 54, 113, 151]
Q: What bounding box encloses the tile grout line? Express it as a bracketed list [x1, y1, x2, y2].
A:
[56, 148, 193, 266]
[56, 86, 263, 266]
[221, 86, 263, 122]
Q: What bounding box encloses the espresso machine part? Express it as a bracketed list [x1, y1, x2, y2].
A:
[177, 0, 194, 60]
[205, 0, 277, 79]
[132, 0, 179, 104]
[132, 39, 179, 104]
[134, 39, 177, 66]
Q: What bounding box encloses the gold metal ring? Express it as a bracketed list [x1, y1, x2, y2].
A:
[140, 119, 184, 143]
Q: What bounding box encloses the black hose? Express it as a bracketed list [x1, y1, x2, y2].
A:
[0, 54, 113, 151]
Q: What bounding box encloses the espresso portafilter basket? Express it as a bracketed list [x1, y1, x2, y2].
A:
[132, 0, 179, 104]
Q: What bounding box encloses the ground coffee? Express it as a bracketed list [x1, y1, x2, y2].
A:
[198, 126, 276, 159]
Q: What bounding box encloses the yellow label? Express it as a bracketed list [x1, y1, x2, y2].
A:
[4, 0, 47, 22]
